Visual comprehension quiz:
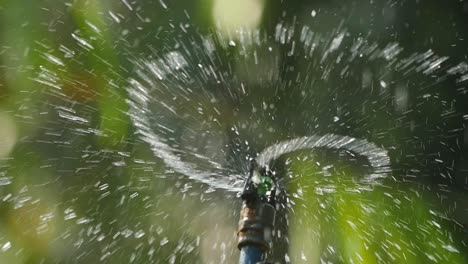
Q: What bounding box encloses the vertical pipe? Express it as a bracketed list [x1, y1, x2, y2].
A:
[238, 200, 275, 264]
[238, 163, 275, 264]
[239, 245, 264, 264]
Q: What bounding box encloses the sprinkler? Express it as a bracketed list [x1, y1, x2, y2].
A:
[237, 161, 276, 264]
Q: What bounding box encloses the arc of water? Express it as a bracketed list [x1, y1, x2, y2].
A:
[128, 83, 391, 192]
[127, 52, 391, 193]
[256, 134, 391, 184]
[126, 82, 246, 191]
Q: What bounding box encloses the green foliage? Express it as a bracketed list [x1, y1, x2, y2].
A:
[287, 151, 466, 263]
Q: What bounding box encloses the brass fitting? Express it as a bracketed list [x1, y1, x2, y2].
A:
[237, 199, 276, 252]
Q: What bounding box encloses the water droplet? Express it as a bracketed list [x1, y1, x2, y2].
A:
[1, 242, 11, 252]
[442, 245, 460, 253]
[160, 237, 169, 246]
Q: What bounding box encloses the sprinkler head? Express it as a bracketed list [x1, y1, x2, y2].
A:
[237, 160, 277, 263]
[241, 160, 276, 203]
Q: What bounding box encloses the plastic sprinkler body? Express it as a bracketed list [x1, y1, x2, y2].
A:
[237, 161, 276, 264]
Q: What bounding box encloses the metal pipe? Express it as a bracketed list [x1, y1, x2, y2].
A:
[239, 245, 264, 264]
[237, 198, 275, 264]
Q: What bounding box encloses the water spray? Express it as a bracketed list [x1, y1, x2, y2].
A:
[237, 161, 276, 264]
[236, 135, 393, 263]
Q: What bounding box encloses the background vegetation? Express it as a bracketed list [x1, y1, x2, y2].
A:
[0, 0, 467, 263]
